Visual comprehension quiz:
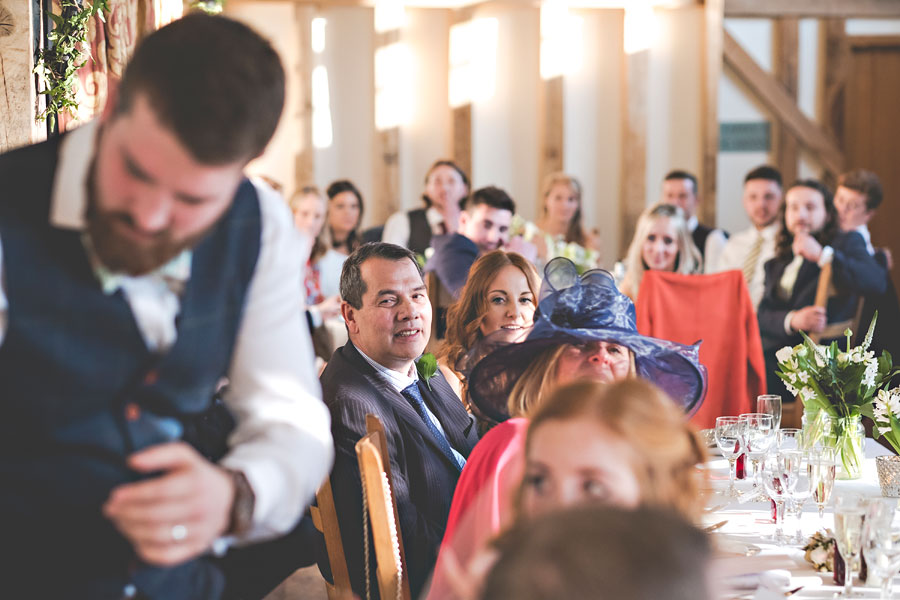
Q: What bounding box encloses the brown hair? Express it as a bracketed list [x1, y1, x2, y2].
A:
[440, 251, 540, 373]
[837, 169, 883, 212]
[522, 379, 707, 520]
[774, 179, 839, 262]
[115, 14, 285, 165]
[541, 172, 587, 246]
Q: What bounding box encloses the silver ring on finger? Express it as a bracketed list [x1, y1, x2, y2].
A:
[171, 524, 188, 542]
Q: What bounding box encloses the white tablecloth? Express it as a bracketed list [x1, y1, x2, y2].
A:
[704, 439, 896, 599]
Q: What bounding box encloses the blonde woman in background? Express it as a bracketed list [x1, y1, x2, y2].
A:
[515, 173, 600, 271]
[619, 202, 701, 300]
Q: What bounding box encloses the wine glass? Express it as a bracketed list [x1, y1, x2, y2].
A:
[761, 452, 798, 545]
[863, 499, 900, 600]
[739, 413, 774, 499]
[777, 428, 801, 451]
[834, 493, 866, 598]
[784, 450, 811, 544]
[715, 416, 742, 497]
[808, 449, 836, 531]
[757, 394, 783, 430]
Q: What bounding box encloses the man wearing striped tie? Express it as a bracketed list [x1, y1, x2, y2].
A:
[711, 166, 783, 308]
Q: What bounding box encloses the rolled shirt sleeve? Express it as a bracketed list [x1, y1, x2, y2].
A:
[219, 180, 334, 542]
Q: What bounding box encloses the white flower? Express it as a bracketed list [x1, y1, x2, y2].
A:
[838, 352, 849, 364]
[814, 351, 826, 368]
[800, 387, 815, 401]
[798, 372, 809, 384]
[879, 426, 893, 436]
[809, 546, 828, 566]
[788, 373, 798, 384]
[784, 382, 799, 396]
[776, 346, 795, 364]
[863, 359, 878, 388]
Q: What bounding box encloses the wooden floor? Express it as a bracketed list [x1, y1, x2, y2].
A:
[263, 566, 328, 600]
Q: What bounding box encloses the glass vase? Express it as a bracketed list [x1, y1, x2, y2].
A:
[802, 408, 864, 480]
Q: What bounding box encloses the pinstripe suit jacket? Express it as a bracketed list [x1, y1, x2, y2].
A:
[320, 341, 478, 599]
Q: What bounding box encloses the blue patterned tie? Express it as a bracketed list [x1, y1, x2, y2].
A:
[401, 382, 465, 471]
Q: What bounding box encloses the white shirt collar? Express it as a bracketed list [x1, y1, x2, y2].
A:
[760, 222, 779, 241]
[355, 344, 418, 393]
[855, 224, 875, 255]
[425, 206, 444, 227]
[687, 215, 698, 233]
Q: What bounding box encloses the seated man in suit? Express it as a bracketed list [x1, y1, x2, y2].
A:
[320, 242, 479, 598]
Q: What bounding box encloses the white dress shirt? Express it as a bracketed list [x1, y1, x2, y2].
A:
[687, 215, 729, 274]
[0, 121, 334, 543]
[711, 223, 779, 308]
[382, 206, 445, 249]
[856, 224, 875, 256]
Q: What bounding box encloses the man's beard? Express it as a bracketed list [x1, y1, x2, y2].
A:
[85, 158, 213, 276]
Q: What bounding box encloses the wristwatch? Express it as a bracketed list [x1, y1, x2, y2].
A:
[226, 469, 255, 536]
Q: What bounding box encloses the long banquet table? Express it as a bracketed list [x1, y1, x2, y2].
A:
[704, 438, 897, 599]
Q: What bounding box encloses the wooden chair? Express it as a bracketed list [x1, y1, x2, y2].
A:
[355, 414, 411, 600]
[310, 478, 354, 600]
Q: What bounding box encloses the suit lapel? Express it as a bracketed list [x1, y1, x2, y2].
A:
[343, 343, 464, 468]
[419, 373, 475, 456]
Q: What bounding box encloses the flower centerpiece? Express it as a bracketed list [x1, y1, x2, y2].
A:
[871, 386, 900, 495]
[775, 313, 898, 479]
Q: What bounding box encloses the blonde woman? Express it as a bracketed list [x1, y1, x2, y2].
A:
[619, 203, 701, 300]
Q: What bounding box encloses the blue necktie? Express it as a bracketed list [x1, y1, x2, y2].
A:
[401, 382, 465, 471]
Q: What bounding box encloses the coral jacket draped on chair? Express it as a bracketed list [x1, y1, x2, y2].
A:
[635, 270, 766, 429]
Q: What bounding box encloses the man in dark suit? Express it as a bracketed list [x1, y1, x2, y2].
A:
[662, 170, 728, 270]
[320, 242, 479, 598]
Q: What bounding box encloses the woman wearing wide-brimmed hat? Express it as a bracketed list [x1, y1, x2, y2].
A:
[426, 258, 707, 600]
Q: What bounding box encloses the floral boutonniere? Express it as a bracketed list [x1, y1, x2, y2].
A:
[416, 353, 438, 391]
[803, 530, 836, 572]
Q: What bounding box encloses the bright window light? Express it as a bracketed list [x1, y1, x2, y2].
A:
[375, 43, 413, 130]
[624, 3, 657, 55]
[448, 18, 498, 108]
[540, 1, 584, 80]
[311, 66, 333, 148]
[311, 18, 327, 54]
[375, 0, 407, 33]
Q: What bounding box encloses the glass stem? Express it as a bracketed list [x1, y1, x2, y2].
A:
[845, 565, 854, 597]
[774, 499, 785, 541]
[880, 574, 891, 600]
[728, 457, 736, 493]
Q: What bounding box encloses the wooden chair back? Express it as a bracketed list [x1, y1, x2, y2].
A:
[808, 262, 865, 343]
[310, 478, 354, 600]
[424, 270, 455, 355]
[355, 414, 411, 600]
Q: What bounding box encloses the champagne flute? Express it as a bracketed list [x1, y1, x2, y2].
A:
[777, 428, 801, 451]
[715, 416, 742, 497]
[784, 449, 811, 544]
[808, 450, 836, 531]
[834, 493, 866, 598]
[863, 499, 900, 600]
[757, 394, 783, 430]
[739, 413, 774, 499]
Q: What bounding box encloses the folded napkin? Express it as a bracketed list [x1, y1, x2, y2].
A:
[726, 569, 791, 591]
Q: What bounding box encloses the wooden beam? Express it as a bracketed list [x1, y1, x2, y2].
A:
[773, 17, 799, 185]
[823, 19, 849, 155]
[452, 104, 472, 180]
[725, 0, 900, 18]
[723, 30, 845, 176]
[538, 75, 564, 183]
[0, 0, 45, 153]
[700, 0, 723, 226]
[619, 48, 648, 258]
[295, 4, 315, 189]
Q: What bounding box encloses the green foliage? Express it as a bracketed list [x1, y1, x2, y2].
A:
[189, 0, 225, 15]
[34, 0, 109, 131]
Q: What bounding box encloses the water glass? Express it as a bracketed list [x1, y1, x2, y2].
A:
[777, 428, 801, 451]
[757, 394, 783, 430]
[761, 452, 798, 544]
[863, 499, 900, 600]
[784, 450, 811, 544]
[834, 493, 866, 598]
[715, 416, 742, 497]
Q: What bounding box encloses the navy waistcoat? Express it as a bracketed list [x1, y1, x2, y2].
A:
[0, 133, 262, 599]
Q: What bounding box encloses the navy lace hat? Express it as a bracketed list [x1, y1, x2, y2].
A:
[465, 258, 707, 423]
